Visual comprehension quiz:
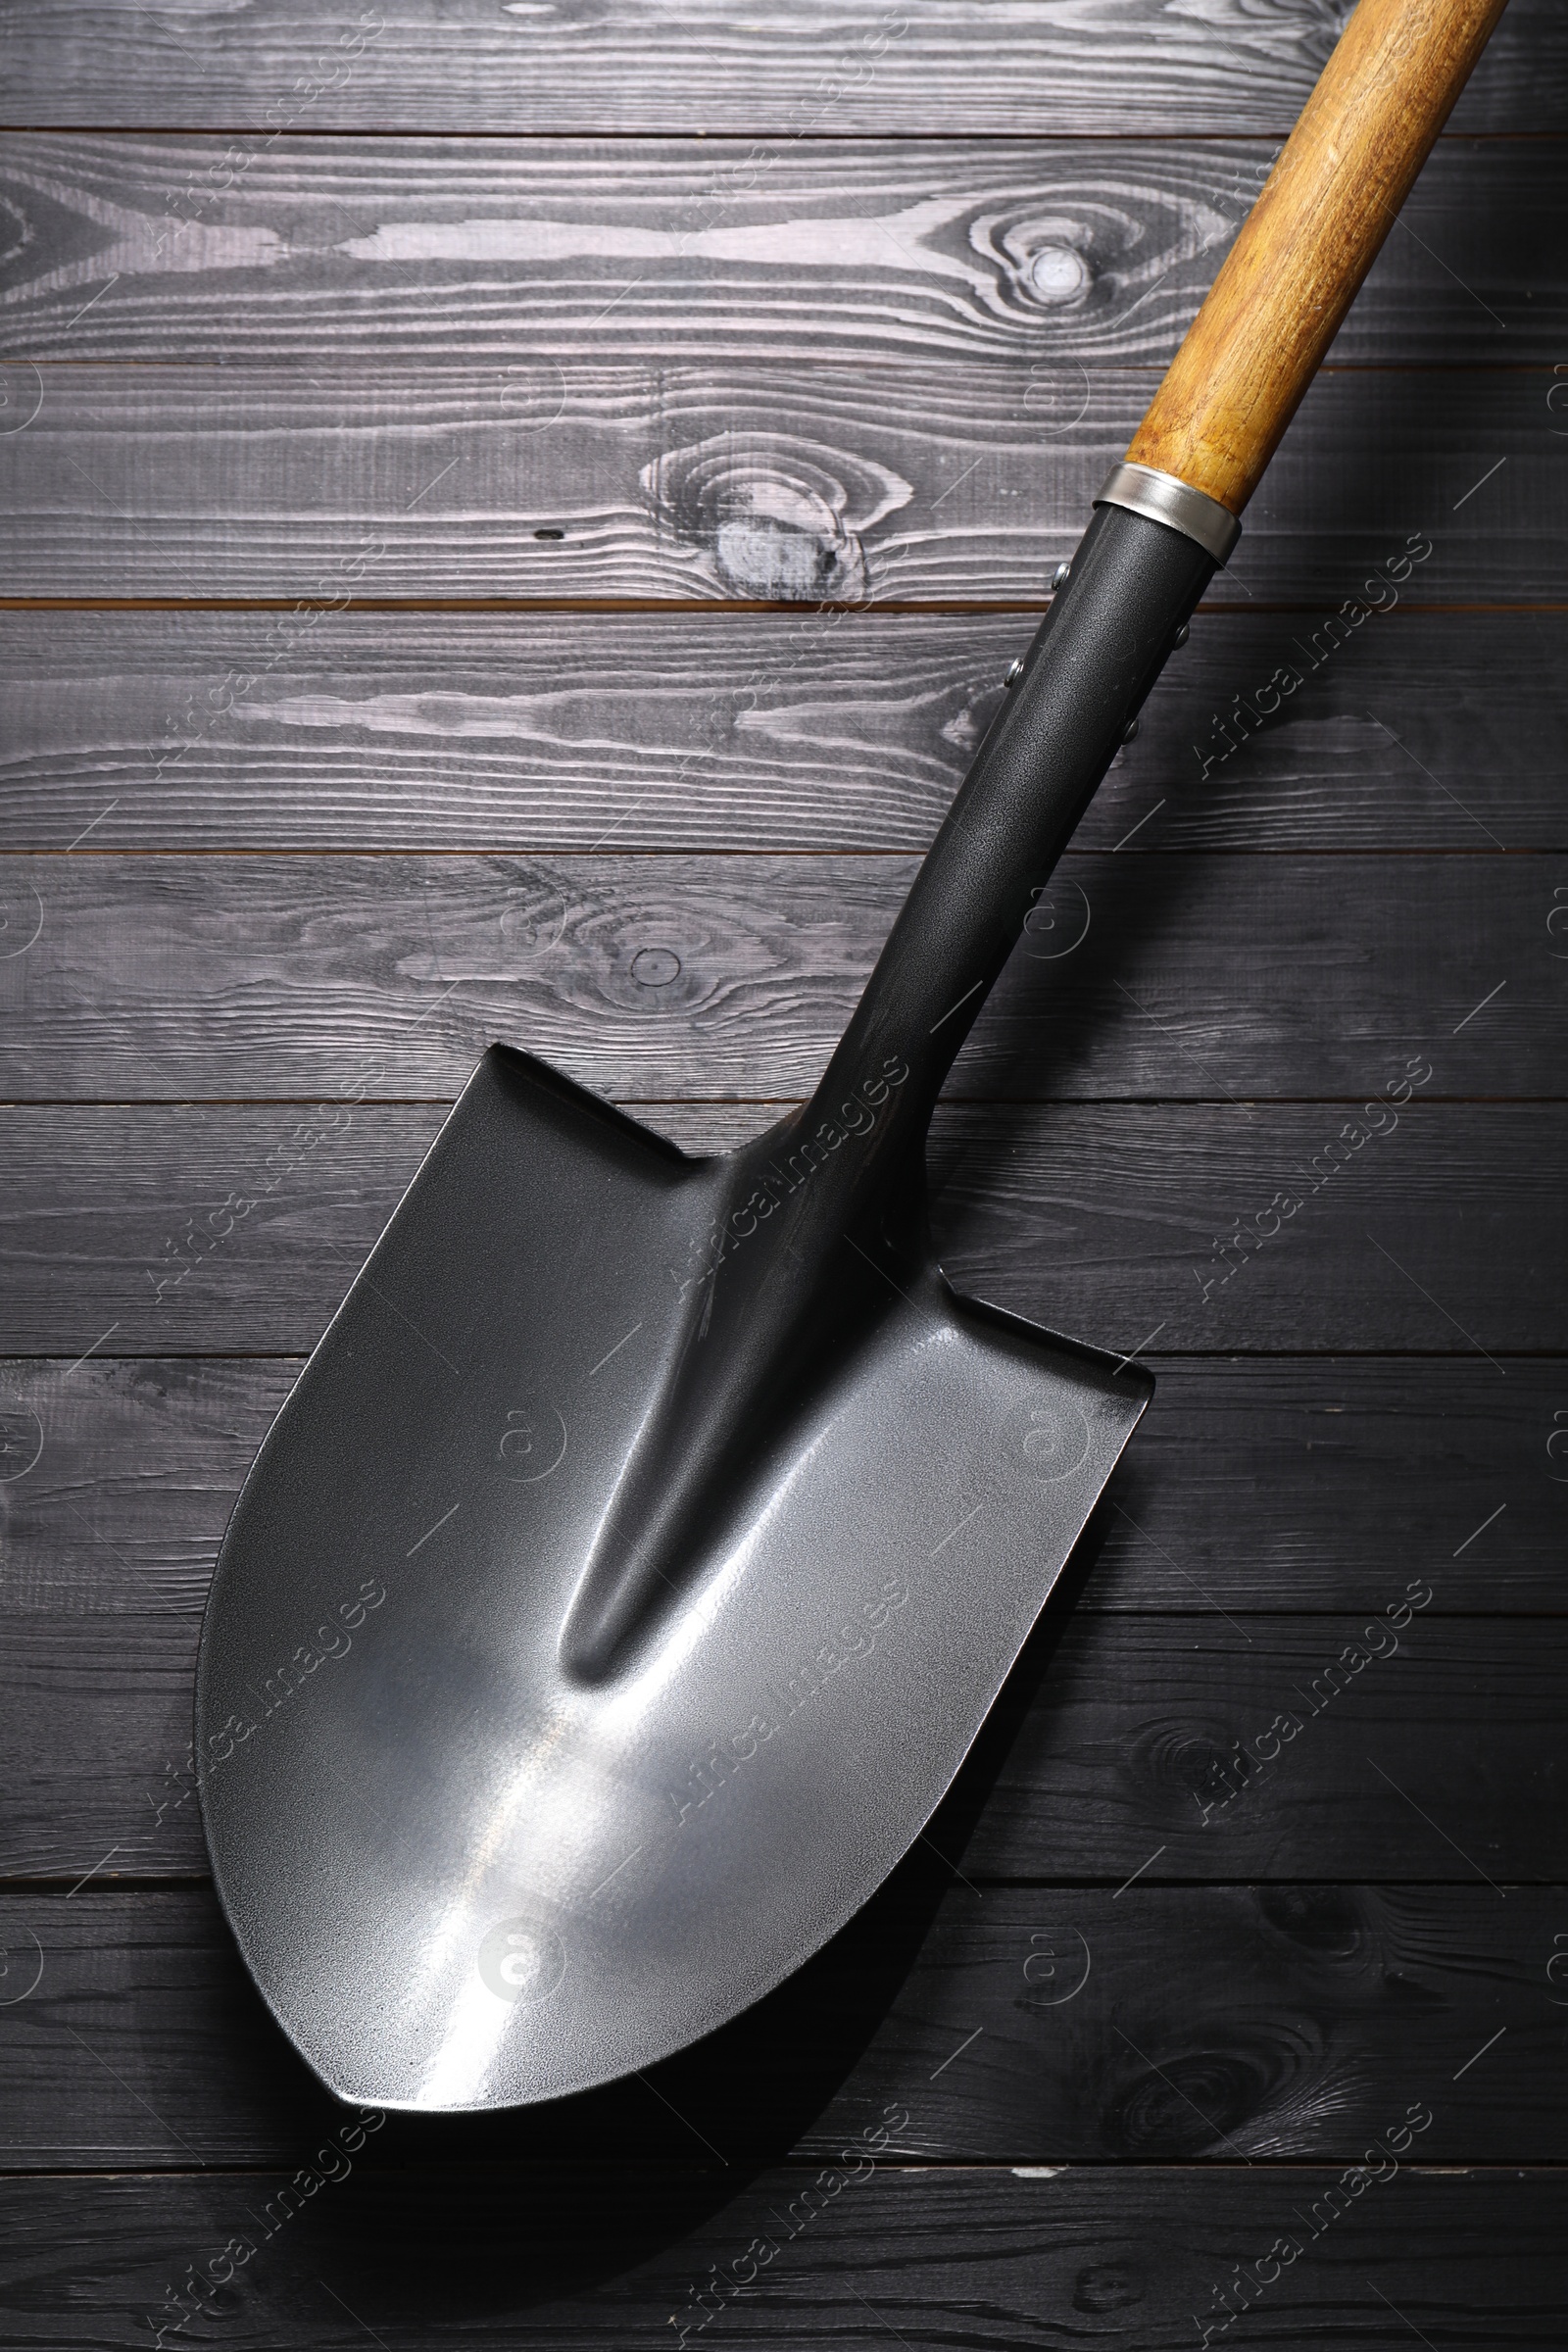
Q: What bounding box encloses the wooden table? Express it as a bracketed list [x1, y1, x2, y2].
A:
[0, 4, 1563, 2342]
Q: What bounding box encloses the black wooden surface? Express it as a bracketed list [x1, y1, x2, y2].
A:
[0, 136, 1560, 367]
[0, 0, 1562, 130]
[0, 4, 1564, 2346]
[4, 611, 1567, 852]
[0, 361, 1550, 603]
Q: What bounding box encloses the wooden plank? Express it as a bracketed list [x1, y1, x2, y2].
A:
[4, 1355, 1555, 1618]
[0, 362, 1546, 605]
[1110, 1359, 1556, 1611]
[1, 1102, 1561, 1356]
[4, 610, 1564, 856]
[2, 852, 1562, 1102]
[931, 1100, 1566, 1356]
[0, 1357, 283, 1618]
[0, 135, 1551, 367]
[959, 1611, 1567, 1880]
[2, 1603, 1560, 1881]
[0, 0, 1555, 134]
[0, 1885, 1554, 2165]
[0, 2167, 1560, 2350]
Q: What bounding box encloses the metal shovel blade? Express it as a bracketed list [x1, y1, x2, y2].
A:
[197, 1044, 1150, 2110]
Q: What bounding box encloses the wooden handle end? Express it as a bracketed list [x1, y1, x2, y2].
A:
[1126, 0, 1510, 517]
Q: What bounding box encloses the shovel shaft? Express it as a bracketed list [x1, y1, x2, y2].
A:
[812, 501, 1211, 1168]
[1128, 0, 1510, 516]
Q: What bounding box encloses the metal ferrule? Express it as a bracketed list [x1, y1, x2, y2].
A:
[1094, 460, 1242, 566]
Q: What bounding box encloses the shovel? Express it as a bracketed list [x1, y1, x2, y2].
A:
[196, 0, 1507, 2110]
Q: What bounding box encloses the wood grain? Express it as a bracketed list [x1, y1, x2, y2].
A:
[1, 1102, 1560, 1355]
[0, 851, 1561, 1103]
[4, 1355, 1554, 1616]
[0, 2170, 1559, 2348]
[0, 134, 1550, 366]
[0, 363, 1546, 605]
[1, 1607, 1561, 1880]
[0, 0, 1556, 133]
[963, 1612, 1567, 1880]
[1129, 0, 1511, 513]
[4, 611, 1565, 856]
[932, 1099, 1566, 1356]
[0, 1885, 1552, 2165]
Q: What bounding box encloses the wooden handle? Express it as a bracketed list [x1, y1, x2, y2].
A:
[1126, 0, 1509, 517]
